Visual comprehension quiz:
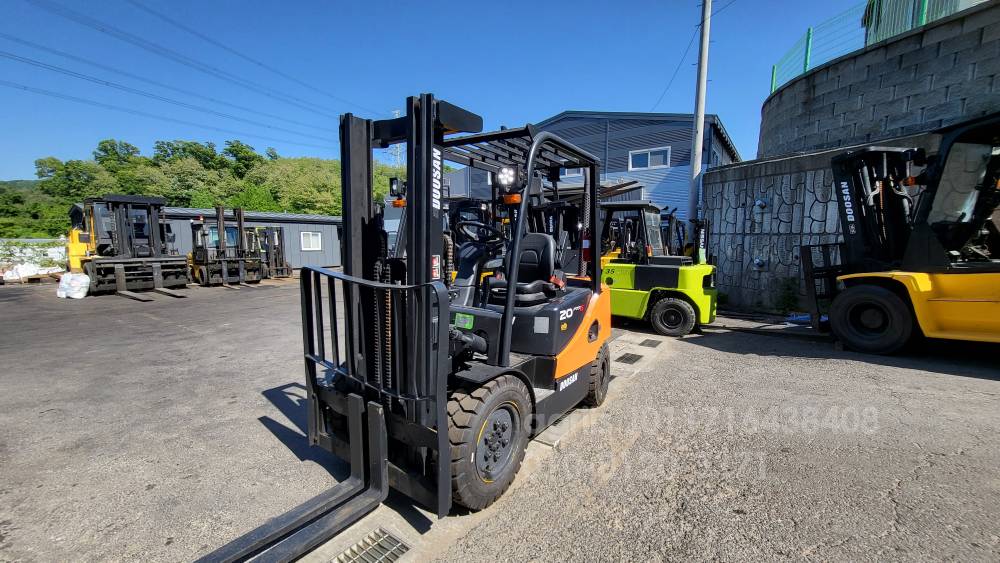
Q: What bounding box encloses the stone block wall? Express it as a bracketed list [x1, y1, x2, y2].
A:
[758, 0, 1000, 158]
[702, 135, 937, 312]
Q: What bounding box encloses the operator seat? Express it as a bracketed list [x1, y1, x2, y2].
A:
[487, 232, 562, 306]
[518, 232, 555, 282]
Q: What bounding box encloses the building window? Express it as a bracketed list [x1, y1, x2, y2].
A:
[629, 146, 671, 171]
[300, 231, 322, 251]
[560, 167, 583, 178]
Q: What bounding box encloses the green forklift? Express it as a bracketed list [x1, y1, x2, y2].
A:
[600, 200, 717, 336]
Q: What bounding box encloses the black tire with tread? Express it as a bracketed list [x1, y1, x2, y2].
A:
[447, 374, 531, 510]
[829, 284, 913, 355]
[650, 296, 697, 337]
[584, 343, 611, 407]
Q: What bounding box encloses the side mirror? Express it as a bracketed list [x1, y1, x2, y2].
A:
[78, 232, 91, 243]
[389, 177, 405, 197]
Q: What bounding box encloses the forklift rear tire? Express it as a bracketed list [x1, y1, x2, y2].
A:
[829, 284, 913, 355]
[650, 297, 696, 337]
[584, 343, 611, 407]
[448, 374, 531, 510]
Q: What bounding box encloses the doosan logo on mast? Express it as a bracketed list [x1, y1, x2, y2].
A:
[431, 148, 442, 210]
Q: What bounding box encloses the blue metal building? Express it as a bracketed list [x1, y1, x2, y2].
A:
[446, 111, 740, 220]
[163, 207, 342, 269]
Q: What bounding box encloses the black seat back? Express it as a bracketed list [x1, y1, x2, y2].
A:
[453, 242, 487, 306]
[518, 233, 554, 282]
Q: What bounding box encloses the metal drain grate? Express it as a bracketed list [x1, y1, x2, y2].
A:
[616, 352, 643, 365]
[638, 339, 661, 348]
[333, 528, 409, 563]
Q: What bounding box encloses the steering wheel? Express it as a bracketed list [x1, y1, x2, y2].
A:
[456, 220, 502, 244]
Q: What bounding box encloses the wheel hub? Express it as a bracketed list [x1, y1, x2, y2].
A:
[850, 303, 889, 335]
[476, 406, 516, 481]
[662, 309, 682, 328]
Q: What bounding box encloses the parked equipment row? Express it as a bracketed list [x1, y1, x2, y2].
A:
[66, 197, 292, 299]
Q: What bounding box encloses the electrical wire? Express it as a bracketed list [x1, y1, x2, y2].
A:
[649, 0, 739, 111]
[24, 0, 341, 120]
[124, 0, 384, 116]
[0, 79, 337, 150]
[0, 50, 335, 142]
[0, 32, 336, 133]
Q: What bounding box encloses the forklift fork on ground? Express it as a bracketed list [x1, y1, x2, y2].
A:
[196, 395, 388, 563]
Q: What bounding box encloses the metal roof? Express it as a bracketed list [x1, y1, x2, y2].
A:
[534, 110, 742, 163]
[164, 207, 342, 224]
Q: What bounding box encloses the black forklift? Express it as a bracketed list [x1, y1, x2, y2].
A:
[803, 113, 1000, 354]
[189, 206, 264, 286]
[247, 226, 292, 279]
[201, 94, 613, 562]
[67, 194, 188, 300]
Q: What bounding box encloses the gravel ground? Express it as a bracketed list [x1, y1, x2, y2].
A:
[1, 282, 998, 561]
[432, 329, 1000, 561]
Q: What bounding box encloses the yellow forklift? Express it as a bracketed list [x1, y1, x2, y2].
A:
[803, 113, 1000, 354]
[188, 206, 264, 286]
[201, 94, 613, 561]
[66, 194, 188, 300]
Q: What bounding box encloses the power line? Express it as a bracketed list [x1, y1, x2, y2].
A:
[0, 32, 337, 134]
[25, 0, 342, 120]
[0, 79, 337, 150]
[124, 0, 384, 116]
[649, 0, 738, 111]
[0, 49, 335, 143]
[649, 30, 697, 111]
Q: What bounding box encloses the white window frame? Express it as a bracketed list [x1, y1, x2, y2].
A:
[560, 167, 583, 178]
[628, 146, 672, 171]
[300, 231, 322, 251]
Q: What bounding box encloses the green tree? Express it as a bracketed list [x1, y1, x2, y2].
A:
[114, 163, 169, 196]
[93, 139, 142, 170]
[244, 157, 337, 214]
[227, 184, 281, 212]
[152, 140, 227, 170]
[223, 140, 265, 179]
[35, 158, 116, 200]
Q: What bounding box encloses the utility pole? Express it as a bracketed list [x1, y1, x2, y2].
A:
[688, 0, 711, 243]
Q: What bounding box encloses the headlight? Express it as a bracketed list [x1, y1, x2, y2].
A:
[497, 167, 516, 187]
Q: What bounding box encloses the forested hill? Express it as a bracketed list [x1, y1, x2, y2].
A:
[0, 139, 403, 238]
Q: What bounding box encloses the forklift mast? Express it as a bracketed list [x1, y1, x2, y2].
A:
[830, 147, 921, 272]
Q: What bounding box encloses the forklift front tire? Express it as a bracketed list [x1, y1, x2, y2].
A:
[584, 343, 611, 407]
[448, 374, 532, 510]
[829, 284, 913, 355]
[650, 297, 696, 337]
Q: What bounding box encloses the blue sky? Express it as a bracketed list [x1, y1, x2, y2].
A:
[0, 0, 857, 179]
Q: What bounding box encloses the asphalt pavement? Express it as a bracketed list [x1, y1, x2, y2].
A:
[1, 282, 998, 561]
